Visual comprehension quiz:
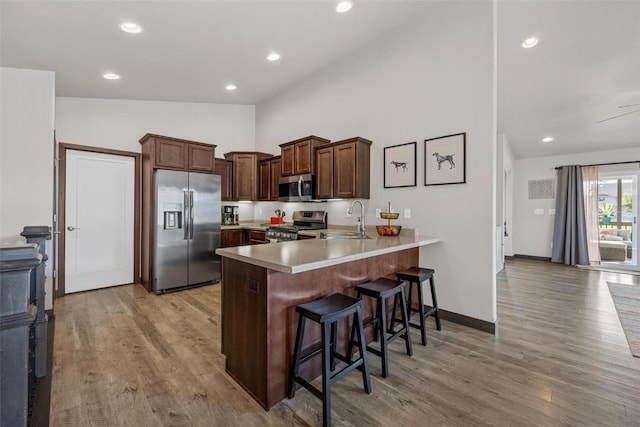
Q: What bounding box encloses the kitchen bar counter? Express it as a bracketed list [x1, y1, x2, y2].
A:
[216, 233, 441, 273]
[216, 233, 442, 410]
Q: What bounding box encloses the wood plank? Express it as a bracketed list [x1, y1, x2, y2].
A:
[49, 259, 640, 426]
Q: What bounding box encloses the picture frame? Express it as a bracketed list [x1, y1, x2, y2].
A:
[424, 132, 466, 186]
[384, 142, 417, 188]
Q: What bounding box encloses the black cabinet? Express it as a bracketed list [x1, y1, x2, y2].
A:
[0, 244, 42, 427]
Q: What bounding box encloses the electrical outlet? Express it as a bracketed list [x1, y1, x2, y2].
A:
[375, 208, 381, 218]
[404, 208, 411, 219]
[346, 208, 352, 218]
[258, 208, 263, 215]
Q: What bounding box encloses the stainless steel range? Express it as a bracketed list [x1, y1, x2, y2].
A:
[265, 210, 327, 242]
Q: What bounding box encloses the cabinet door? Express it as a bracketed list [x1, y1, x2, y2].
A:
[188, 144, 215, 172]
[270, 158, 281, 201]
[315, 146, 334, 199]
[222, 229, 244, 247]
[281, 145, 294, 176]
[155, 139, 187, 169]
[234, 154, 257, 201]
[214, 159, 233, 201]
[334, 142, 357, 198]
[248, 230, 268, 245]
[293, 140, 312, 175]
[258, 160, 271, 201]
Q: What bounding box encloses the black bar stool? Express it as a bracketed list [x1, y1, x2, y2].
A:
[288, 293, 371, 427]
[396, 267, 441, 346]
[348, 277, 412, 378]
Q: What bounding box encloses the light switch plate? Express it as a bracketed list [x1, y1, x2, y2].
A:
[534, 209, 544, 215]
[375, 208, 381, 218]
[548, 209, 556, 215]
[404, 208, 411, 219]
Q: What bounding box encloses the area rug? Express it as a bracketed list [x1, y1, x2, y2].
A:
[607, 281, 640, 357]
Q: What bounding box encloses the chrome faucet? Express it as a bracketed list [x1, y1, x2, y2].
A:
[348, 200, 366, 237]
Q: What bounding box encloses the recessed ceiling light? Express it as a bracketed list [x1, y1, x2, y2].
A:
[225, 84, 237, 91]
[267, 52, 281, 62]
[542, 137, 554, 143]
[120, 22, 143, 34]
[522, 37, 539, 48]
[336, 1, 353, 13]
[102, 73, 121, 80]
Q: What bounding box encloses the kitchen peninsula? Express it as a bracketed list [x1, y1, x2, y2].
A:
[215, 233, 441, 409]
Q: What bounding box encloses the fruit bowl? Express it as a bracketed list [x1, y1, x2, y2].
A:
[376, 225, 402, 236]
[380, 212, 400, 220]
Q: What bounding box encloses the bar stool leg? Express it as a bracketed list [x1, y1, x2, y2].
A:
[389, 291, 399, 332]
[406, 279, 414, 320]
[399, 288, 413, 356]
[378, 296, 389, 378]
[354, 306, 371, 394]
[288, 315, 306, 399]
[372, 295, 380, 343]
[417, 281, 427, 346]
[330, 321, 337, 372]
[430, 276, 442, 331]
[321, 321, 332, 427]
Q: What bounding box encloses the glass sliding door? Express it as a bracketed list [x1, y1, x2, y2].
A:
[598, 171, 637, 269]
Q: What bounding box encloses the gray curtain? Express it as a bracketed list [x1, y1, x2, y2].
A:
[552, 165, 590, 265]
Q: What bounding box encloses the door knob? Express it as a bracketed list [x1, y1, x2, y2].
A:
[67, 226, 80, 231]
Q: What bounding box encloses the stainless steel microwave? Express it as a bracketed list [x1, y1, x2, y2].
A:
[278, 174, 315, 202]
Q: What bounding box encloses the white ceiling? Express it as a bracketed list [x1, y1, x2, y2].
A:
[498, 1, 640, 158]
[1, 1, 639, 159]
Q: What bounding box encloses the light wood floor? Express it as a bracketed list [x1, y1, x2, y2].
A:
[50, 259, 640, 426]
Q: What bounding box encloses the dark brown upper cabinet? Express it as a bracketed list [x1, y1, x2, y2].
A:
[279, 136, 330, 177]
[214, 158, 233, 201]
[315, 146, 334, 199]
[224, 152, 273, 201]
[139, 133, 216, 173]
[269, 157, 281, 201]
[315, 137, 372, 199]
[258, 156, 282, 201]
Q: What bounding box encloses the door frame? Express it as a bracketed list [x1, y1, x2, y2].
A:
[57, 143, 141, 297]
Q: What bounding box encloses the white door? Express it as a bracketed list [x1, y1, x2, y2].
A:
[65, 150, 135, 293]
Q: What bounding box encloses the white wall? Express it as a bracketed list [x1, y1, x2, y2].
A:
[56, 97, 258, 225]
[1, 67, 55, 308]
[255, 2, 497, 323]
[502, 134, 515, 257]
[513, 146, 640, 257]
[55, 97, 255, 153]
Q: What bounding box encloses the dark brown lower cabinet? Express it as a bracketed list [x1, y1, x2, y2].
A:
[221, 229, 244, 248]
[244, 229, 268, 245]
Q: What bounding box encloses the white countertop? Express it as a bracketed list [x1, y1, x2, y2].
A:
[215, 234, 442, 274]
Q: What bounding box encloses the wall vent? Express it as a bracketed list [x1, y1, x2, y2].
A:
[528, 179, 554, 199]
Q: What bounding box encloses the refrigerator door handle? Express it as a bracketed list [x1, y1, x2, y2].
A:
[189, 190, 195, 240]
[183, 190, 190, 240]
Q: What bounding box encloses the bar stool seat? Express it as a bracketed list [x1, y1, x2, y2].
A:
[348, 277, 412, 378]
[288, 293, 371, 427]
[396, 267, 441, 346]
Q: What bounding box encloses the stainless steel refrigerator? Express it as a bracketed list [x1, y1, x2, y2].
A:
[154, 170, 221, 294]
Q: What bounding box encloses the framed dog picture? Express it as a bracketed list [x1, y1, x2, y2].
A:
[424, 132, 466, 186]
[384, 142, 416, 188]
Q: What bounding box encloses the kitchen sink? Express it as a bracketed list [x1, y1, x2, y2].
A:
[319, 231, 371, 240]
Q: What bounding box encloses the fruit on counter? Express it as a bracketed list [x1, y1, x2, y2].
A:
[376, 225, 401, 236]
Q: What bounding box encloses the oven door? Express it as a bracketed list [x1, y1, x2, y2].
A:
[278, 174, 315, 202]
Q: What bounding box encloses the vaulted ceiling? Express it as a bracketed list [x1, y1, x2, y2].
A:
[2, 1, 638, 159]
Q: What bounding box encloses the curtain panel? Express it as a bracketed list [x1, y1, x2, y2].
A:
[581, 166, 601, 265]
[552, 165, 590, 265]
